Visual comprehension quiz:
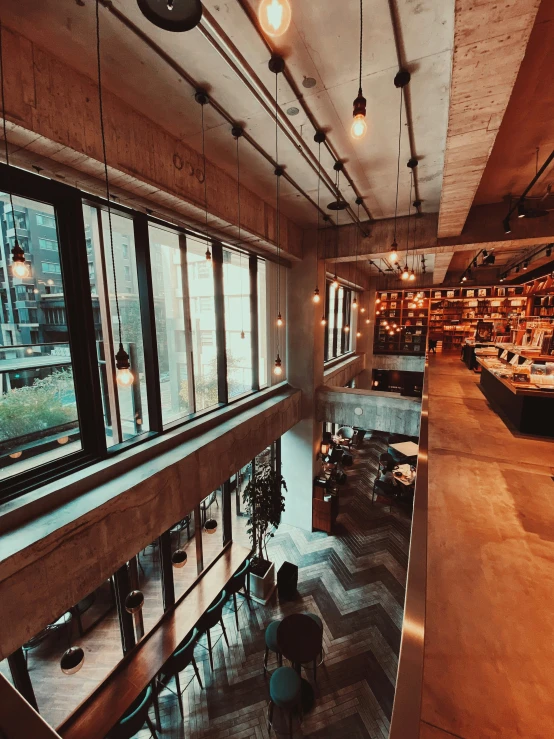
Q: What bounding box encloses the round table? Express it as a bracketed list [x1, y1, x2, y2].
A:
[277, 613, 322, 712]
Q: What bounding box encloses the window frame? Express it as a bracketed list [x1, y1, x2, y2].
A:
[323, 279, 355, 363]
[0, 164, 272, 503]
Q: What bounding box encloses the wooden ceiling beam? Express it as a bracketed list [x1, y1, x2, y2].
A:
[437, 0, 541, 238]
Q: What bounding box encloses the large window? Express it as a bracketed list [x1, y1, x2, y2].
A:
[324, 280, 355, 361]
[0, 192, 82, 483]
[0, 165, 277, 501]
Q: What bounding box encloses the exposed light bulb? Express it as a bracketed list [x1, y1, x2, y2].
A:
[205, 248, 212, 261]
[240, 330, 245, 339]
[313, 287, 320, 304]
[392, 323, 397, 328]
[259, 0, 292, 37]
[360, 307, 366, 313]
[401, 266, 409, 280]
[396, 327, 401, 332]
[352, 298, 358, 309]
[390, 241, 398, 263]
[344, 325, 350, 333]
[321, 316, 327, 326]
[409, 270, 415, 281]
[273, 354, 283, 376]
[12, 260, 29, 279]
[276, 312, 283, 326]
[115, 344, 134, 388]
[389, 330, 394, 336]
[462, 275, 467, 282]
[356, 331, 361, 337]
[116, 368, 134, 388]
[375, 298, 381, 304]
[365, 318, 370, 324]
[351, 114, 367, 140]
[332, 277, 339, 290]
[376, 310, 380, 315]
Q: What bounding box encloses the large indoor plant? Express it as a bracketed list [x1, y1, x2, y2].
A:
[242, 463, 286, 604]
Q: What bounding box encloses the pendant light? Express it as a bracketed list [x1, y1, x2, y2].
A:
[125, 589, 145, 614]
[402, 167, 413, 281]
[407, 166, 417, 281]
[313, 132, 325, 305]
[269, 55, 285, 376]
[0, 23, 30, 281]
[96, 1, 134, 388]
[259, 0, 292, 38]
[391, 70, 410, 265]
[410, 199, 421, 283]
[329, 161, 344, 288]
[351, 1, 367, 140]
[59, 611, 85, 675]
[171, 520, 189, 567]
[195, 90, 212, 262]
[137, 0, 202, 32]
[204, 517, 218, 534]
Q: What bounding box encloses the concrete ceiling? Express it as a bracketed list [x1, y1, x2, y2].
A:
[0, 0, 455, 231]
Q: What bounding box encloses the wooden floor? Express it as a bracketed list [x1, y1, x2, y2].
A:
[134, 432, 411, 739]
[422, 351, 554, 739]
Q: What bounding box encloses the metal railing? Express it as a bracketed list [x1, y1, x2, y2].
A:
[388, 355, 429, 739]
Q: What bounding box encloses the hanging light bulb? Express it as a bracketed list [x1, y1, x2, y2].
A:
[258, 0, 292, 37]
[375, 297, 381, 304]
[462, 275, 467, 282]
[388, 330, 394, 336]
[351, 1, 367, 140]
[313, 287, 320, 303]
[392, 323, 397, 328]
[409, 269, 415, 281]
[376, 309, 380, 315]
[365, 318, 370, 324]
[240, 330, 245, 340]
[60, 646, 85, 675]
[360, 306, 366, 313]
[401, 265, 409, 280]
[344, 325, 350, 333]
[115, 344, 134, 388]
[390, 241, 398, 263]
[331, 276, 339, 290]
[205, 247, 212, 261]
[356, 331, 361, 338]
[11, 241, 30, 279]
[276, 312, 283, 327]
[125, 590, 144, 614]
[321, 316, 327, 326]
[352, 296, 358, 309]
[273, 354, 283, 376]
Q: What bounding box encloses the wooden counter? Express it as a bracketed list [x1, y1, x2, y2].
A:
[58, 543, 250, 739]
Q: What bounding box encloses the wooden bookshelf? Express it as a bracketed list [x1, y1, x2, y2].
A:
[374, 289, 430, 355]
[429, 285, 527, 350]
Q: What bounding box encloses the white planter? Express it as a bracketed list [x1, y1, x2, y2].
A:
[248, 561, 276, 605]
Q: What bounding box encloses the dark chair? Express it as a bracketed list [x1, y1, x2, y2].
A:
[337, 426, 355, 446]
[108, 685, 159, 739]
[197, 590, 229, 671]
[277, 561, 298, 600]
[302, 612, 324, 675]
[372, 479, 398, 512]
[225, 559, 252, 629]
[264, 620, 282, 675]
[267, 666, 302, 737]
[158, 628, 202, 719]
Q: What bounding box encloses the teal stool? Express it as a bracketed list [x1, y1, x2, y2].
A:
[268, 666, 302, 737]
[264, 620, 282, 675]
[306, 612, 324, 669]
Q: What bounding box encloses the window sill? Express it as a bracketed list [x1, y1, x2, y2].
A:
[324, 352, 358, 371]
[0, 381, 292, 538]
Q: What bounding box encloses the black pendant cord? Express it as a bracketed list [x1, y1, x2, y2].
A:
[316, 140, 321, 292]
[412, 200, 418, 274]
[275, 71, 281, 357]
[236, 134, 245, 336]
[405, 169, 413, 268]
[393, 86, 403, 245]
[335, 168, 340, 278]
[96, 0, 122, 347]
[0, 22, 20, 253]
[358, 0, 363, 93]
[201, 103, 211, 258]
[355, 200, 360, 289]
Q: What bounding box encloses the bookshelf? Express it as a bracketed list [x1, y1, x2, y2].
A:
[374, 289, 430, 355]
[530, 294, 554, 318]
[429, 285, 527, 351]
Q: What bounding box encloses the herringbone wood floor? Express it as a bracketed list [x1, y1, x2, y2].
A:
[137, 432, 412, 738]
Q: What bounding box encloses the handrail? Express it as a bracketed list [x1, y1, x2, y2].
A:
[388, 355, 429, 739]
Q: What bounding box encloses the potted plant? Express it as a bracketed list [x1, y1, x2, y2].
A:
[242, 463, 286, 604]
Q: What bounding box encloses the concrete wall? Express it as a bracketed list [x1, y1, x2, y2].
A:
[281, 237, 324, 532]
[316, 386, 421, 437]
[323, 353, 365, 387]
[371, 355, 426, 373]
[0, 389, 301, 658]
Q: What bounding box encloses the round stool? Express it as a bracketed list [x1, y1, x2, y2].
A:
[264, 620, 282, 675]
[305, 612, 324, 670]
[268, 666, 301, 737]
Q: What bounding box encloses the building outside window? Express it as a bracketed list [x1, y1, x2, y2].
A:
[324, 280, 354, 361]
[223, 248, 253, 399]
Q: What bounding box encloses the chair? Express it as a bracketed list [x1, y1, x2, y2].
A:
[197, 590, 229, 671]
[337, 426, 355, 446]
[267, 666, 302, 737]
[225, 559, 252, 629]
[108, 685, 159, 739]
[158, 628, 203, 719]
[264, 620, 282, 675]
[372, 479, 398, 512]
[306, 612, 324, 669]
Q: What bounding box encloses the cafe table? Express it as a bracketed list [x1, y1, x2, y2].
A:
[389, 440, 419, 458]
[393, 463, 416, 487]
[277, 613, 321, 712]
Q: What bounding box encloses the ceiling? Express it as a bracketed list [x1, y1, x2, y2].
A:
[0, 0, 455, 232]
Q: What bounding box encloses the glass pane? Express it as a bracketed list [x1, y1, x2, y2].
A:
[148, 225, 191, 425]
[327, 283, 336, 360]
[170, 511, 199, 601]
[134, 541, 164, 636]
[232, 463, 252, 549]
[83, 204, 149, 446]
[0, 658, 13, 687]
[186, 237, 218, 412]
[0, 192, 82, 482]
[200, 488, 224, 570]
[258, 259, 268, 388]
[26, 580, 123, 728]
[223, 249, 252, 399]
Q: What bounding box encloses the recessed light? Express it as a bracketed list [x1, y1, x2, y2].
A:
[286, 106, 299, 116]
[302, 76, 317, 89]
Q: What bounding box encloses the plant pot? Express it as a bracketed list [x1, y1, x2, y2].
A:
[248, 560, 276, 605]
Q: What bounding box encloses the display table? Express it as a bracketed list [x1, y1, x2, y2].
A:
[462, 341, 497, 370]
[479, 366, 554, 437]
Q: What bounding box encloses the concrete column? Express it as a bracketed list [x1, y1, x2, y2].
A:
[281, 234, 324, 532]
[356, 286, 376, 389]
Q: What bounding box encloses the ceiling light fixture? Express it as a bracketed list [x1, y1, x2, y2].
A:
[1, 24, 30, 281]
[390, 69, 410, 265]
[258, 0, 292, 38]
[503, 217, 512, 234]
[96, 2, 134, 389]
[523, 260, 528, 270]
[314, 131, 325, 309]
[137, 0, 202, 31]
[351, 0, 367, 140]
[270, 55, 285, 375]
[517, 201, 526, 218]
[402, 163, 415, 281]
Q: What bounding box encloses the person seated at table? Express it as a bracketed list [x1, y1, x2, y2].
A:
[379, 460, 397, 486]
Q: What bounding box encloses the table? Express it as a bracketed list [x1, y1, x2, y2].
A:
[393, 463, 416, 487]
[277, 614, 321, 712]
[389, 441, 419, 458]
